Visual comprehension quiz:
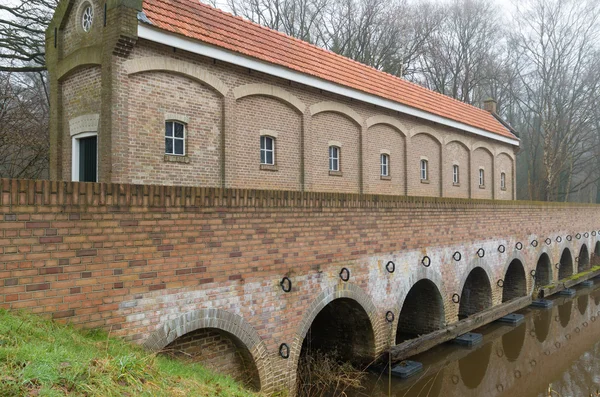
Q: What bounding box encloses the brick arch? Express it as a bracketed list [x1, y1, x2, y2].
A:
[445, 138, 471, 151]
[233, 83, 306, 113]
[501, 258, 527, 302]
[457, 262, 494, 319]
[56, 47, 102, 81]
[123, 57, 228, 97]
[309, 101, 363, 126]
[408, 127, 443, 145]
[501, 251, 531, 292]
[394, 277, 446, 344]
[558, 247, 575, 280]
[143, 308, 272, 392]
[577, 243, 590, 272]
[365, 115, 407, 136]
[534, 250, 553, 287]
[289, 283, 382, 378]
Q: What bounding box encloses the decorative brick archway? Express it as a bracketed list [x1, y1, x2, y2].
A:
[143, 308, 273, 392]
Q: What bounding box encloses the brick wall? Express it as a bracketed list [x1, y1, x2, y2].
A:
[1, 178, 600, 392]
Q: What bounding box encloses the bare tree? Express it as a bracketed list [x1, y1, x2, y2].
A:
[0, 72, 49, 178]
[512, 0, 600, 201]
[0, 0, 58, 72]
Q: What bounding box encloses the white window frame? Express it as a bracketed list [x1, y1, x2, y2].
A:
[420, 159, 428, 181]
[479, 168, 485, 187]
[260, 135, 275, 165]
[165, 120, 186, 156]
[380, 154, 389, 177]
[501, 172, 506, 190]
[453, 164, 459, 184]
[329, 146, 340, 172]
[71, 131, 98, 182]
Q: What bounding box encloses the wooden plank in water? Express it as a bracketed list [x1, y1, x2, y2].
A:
[540, 266, 600, 298]
[385, 295, 531, 364]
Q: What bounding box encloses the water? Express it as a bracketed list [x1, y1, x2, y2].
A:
[357, 284, 600, 397]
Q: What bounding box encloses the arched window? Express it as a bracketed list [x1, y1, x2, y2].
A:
[329, 146, 340, 171]
[260, 135, 275, 165]
[479, 169, 485, 187]
[165, 121, 185, 156]
[453, 164, 459, 184]
[501, 172, 506, 190]
[380, 154, 389, 177]
[420, 159, 428, 181]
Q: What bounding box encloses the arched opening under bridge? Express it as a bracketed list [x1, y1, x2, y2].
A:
[502, 259, 527, 302]
[163, 327, 261, 391]
[300, 297, 375, 364]
[534, 253, 552, 286]
[396, 279, 445, 344]
[578, 244, 590, 273]
[459, 267, 492, 320]
[558, 248, 574, 280]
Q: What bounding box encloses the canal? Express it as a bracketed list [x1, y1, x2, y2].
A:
[356, 282, 600, 397]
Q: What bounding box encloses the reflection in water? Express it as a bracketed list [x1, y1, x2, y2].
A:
[558, 300, 572, 328]
[533, 309, 551, 343]
[458, 342, 492, 389]
[592, 288, 600, 305]
[578, 295, 588, 315]
[355, 284, 600, 397]
[501, 323, 526, 362]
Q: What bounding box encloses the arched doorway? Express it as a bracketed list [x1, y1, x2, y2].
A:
[396, 279, 445, 344]
[163, 327, 261, 391]
[502, 259, 527, 302]
[558, 248, 573, 280]
[578, 244, 590, 272]
[459, 267, 493, 320]
[534, 253, 552, 286]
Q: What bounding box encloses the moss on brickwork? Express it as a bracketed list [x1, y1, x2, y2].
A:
[0, 309, 260, 396]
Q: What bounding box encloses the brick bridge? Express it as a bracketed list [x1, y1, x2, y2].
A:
[1, 179, 600, 393]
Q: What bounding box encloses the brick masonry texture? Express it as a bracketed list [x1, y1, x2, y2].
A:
[1, 179, 600, 392]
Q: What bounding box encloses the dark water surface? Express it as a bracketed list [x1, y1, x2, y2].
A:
[356, 283, 600, 397]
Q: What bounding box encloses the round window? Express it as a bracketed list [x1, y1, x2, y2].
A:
[81, 5, 94, 32]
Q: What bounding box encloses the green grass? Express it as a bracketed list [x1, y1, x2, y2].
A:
[0, 309, 260, 397]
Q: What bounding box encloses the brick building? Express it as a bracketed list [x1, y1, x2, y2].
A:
[46, 0, 519, 199]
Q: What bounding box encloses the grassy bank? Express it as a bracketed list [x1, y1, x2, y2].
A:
[0, 309, 259, 397]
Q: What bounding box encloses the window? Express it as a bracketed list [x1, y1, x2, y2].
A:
[381, 154, 389, 177]
[329, 146, 340, 171]
[453, 164, 459, 184]
[72, 133, 98, 182]
[479, 169, 485, 187]
[260, 136, 275, 165]
[81, 4, 94, 32]
[420, 159, 428, 181]
[501, 172, 506, 190]
[165, 121, 185, 156]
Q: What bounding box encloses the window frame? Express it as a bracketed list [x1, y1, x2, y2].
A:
[479, 168, 485, 187]
[420, 159, 428, 181]
[380, 153, 390, 177]
[71, 131, 98, 182]
[453, 164, 460, 185]
[329, 146, 340, 172]
[165, 120, 186, 156]
[260, 135, 276, 165]
[501, 172, 506, 190]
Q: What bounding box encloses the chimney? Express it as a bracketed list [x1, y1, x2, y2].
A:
[483, 98, 497, 114]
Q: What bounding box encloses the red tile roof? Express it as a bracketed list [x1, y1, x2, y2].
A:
[141, 0, 517, 141]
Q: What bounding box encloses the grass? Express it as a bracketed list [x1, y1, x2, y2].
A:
[0, 309, 260, 397]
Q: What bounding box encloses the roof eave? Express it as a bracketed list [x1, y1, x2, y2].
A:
[137, 23, 520, 147]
